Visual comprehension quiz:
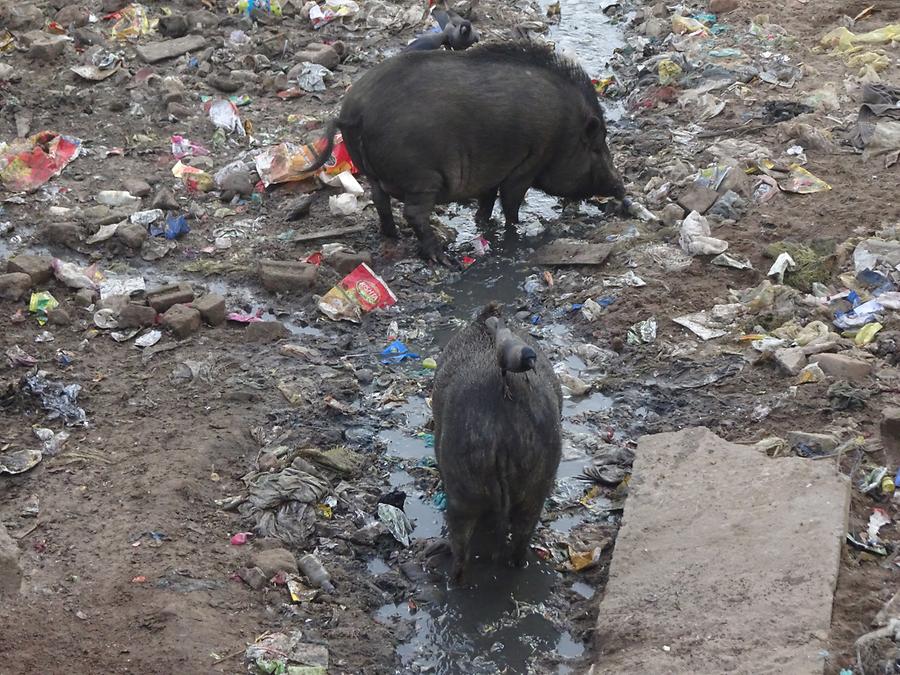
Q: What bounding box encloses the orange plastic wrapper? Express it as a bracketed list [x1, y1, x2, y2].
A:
[171, 160, 214, 192]
[254, 133, 357, 187]
[318, 263, 397, 323]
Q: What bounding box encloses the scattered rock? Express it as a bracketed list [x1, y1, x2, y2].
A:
[118, 303, 158, 329]
[0, 273, 32, 301]
[55, 5, 90, 28]
[158, 14, 189, 38]
[786, 430, 840, 454]
[356, 369, 375, 385]
[237, 566, 268, 590]
[151, 187, 179, 211]
[809, 353, 873, 382]
[161, 304, 201, 338]
[21, 31, 69, 62]
[136, 35, 208, 64]
[191, 294, 226, 326]
[880, 407, 900, 464]
[207, 74, 241, 93]
[74, 288, 98, 307]
[774, 347, 807, 376]
[710, 0, 739, 13]
[677, 185, 720, 215]
[874, 590, 900, 627]
[186, 9, 220, 31]
[48, 307, 71, 326]
[148, 284, 195, 313]
[289, 42, 344, 72]
[116, 222, 148, 250]
[46, 222, 82, 249]
[330, 251, 374, 275]
[0, 523, 22, 596]
[643, 17, 670, 38]
[660, 203, 686, 228]
[123, 178, 152, 197]
[245, 321, 289, 343]
[2, 4, 44, 31]
[259, 260, 318, 293]
[7, 254, 53, 285]
[251, 548, 299, 578]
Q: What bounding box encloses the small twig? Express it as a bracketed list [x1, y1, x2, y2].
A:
[14, 521, 42, 539]
[212, 647, 247, 665]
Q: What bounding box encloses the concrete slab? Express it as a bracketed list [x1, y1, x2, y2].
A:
[593, 427, 850, 675]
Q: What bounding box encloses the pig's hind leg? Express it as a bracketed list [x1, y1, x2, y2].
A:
[446, 506, 478, 584]
[403, 190, 458, 268]
[370, 182, 398, 237]
[498, 173, 534, 227]
[475, 187, 498, 225]
[507, 497, 544, 569]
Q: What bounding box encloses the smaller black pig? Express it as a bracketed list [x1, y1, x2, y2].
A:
[432, 303, 562, 583]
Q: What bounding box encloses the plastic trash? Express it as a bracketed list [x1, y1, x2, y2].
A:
[672, 15, 708, 35]
[381, 340, 420, 365]
[679, 210, 729, 255]
[297, 62, 331, 92]
[29, 291, 59, 326]
[767, 252, 796, 283]
[230, 532, 253, 545]
[377, 503, 413, 546]
[855, 322, 883, 346]
[310, 0, 359, 29]
[109, 4, 154, 40]
[236, 0, 282, 15]
[329, 193, 364, 215]
[626, 317, 657, 345]
[52, 260, 101, 291]
[130, 209, 164, 226]
[318, 263, 397, 323]
[207, 99, 245, 138]
[171, 161, 214, 192]
[23, 372, 87, 426]
[170, 135, 209, 160]
[297, 553, 335, 592]
[0, 131, 82, 193]
[149, 213, 190, 240]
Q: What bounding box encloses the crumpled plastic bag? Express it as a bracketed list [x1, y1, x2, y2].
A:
[23, 372, 88, 426]
[244, 631, 328, 675]
[679, 210, 728, 255]
[239, 461, 330, 546]
[378, 503, 413, 546]
[297, 62, 331, 92]
[820, 24, 900, 51]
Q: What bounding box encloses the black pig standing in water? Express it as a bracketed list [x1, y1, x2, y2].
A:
[307, 42, 626, 266]
[431, 303, 563, 583]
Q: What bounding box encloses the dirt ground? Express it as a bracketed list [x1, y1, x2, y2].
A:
[1, 0, 899, 673]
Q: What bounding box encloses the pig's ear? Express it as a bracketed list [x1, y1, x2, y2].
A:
[585, 116, 604, 139]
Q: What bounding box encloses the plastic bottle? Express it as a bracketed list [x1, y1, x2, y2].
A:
[297, 553, 335, 593]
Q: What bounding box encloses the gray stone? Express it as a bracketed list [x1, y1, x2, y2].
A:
[191, 294, 226, 326]
[21, 31, 68, 62]
[330, 250, 373, 275]
[251, 548, 299, 578]
[55, 5, 89, 27]
[136, 35, 208, 64]
[207, 74, 241, 93]
[774, 347, 807, 376]
[710, 0, 739, 12]
[259, 260, 318, 293]
[186, 9, 220, 31]
[161, 304, 201, 338]
[594, 427, 849, 674]
[116, 222, 148, 250]
[74, 288, 98, 307]
[786, 430, 840, 454]
[151, 187, 179, 211]
[809, 353, 873, 382]
[48, 306, 71, 326]
[288, 43, 342, 72]
[660, 202, 686, 228]
[677, 185, 720, 215]
[148, 284, 194, 313]
[237, 566, 268, 590]
[46, 222, 82, 249]
[880, 407, 900, 465]
[642, 17, 670, 38]
[0, 273, 32, 301]
[245, 321, 289, 343]
[0, 523, 22, 596]
[2, 4, 44, 31]
[122, 178, 152, 197]
[7, 254, 53, 284]
[118, 303, 157, 329]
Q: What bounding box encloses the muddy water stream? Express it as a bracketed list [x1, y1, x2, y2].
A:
[370, 7, 627, 672]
